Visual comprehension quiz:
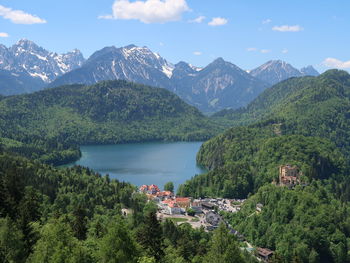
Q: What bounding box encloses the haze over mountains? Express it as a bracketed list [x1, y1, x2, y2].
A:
[0, 39, 319, 111]
[250, 60, 319, 85]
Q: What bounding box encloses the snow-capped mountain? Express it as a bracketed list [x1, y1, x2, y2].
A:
[8, 39, 85, 82]
[0, 39, 85, 95]
[50, 45, 173, 89]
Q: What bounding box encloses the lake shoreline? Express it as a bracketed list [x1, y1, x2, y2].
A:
[61, 141, 208, 191]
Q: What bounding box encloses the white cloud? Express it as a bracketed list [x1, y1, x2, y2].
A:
[282, 48, 288, 54]
[272, 25, 303, 32]
[246, 47, 257, 52]
[261, 49, 271, 54]
[208, 17, 228, 26]
[262, 19, 271, 24]
[189, 15, 205, 23]
[159, 42, 164, 46]
[193, 51, 202, 56]
[0, 5, 46, 24]
[100, 0, 190, 24]
[0, 32, 9, 37]
[323, 58, 350, 69]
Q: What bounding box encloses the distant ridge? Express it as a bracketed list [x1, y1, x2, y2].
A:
[250, 60, 319, 85]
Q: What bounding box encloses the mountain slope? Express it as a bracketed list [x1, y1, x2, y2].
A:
[170, 58, 268, 112]
[0, 80, 220, 165]
[0, 69, 45, 95]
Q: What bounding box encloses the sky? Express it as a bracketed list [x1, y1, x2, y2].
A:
[0, 0, 349, 72]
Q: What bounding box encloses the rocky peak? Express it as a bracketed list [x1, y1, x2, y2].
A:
[300, 65, 319, 76]
[250, 60, 303, 85]
[0, 39, 85, 83]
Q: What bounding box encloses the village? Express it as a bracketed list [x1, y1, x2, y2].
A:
[136, 164, 301, 262]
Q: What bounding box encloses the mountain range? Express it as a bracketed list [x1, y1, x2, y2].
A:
[0, 39, 319, 111]
[0, 39, 85, 94]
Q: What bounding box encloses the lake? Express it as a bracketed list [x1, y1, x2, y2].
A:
[67, 142, 207, 190]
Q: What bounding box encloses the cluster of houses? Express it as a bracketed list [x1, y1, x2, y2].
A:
[139, 184, 196, 215]
[138, 184, 244, 216]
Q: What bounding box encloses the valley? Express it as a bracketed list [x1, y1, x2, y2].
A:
[2, 69, 350, 262]
[0, 4, 349, 260]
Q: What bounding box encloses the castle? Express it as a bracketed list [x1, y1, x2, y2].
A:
[279, 165, 300, 187]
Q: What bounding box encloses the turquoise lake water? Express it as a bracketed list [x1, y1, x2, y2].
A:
[67, 142, 207, 190]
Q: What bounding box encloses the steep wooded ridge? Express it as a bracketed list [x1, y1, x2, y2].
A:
[182, 69, 350, 196]
[0, 80, 220, 165]
[177, 69, 350, 262]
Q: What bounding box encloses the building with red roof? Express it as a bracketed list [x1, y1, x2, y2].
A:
[139, 184, 161, 195]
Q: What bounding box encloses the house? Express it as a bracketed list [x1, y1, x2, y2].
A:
[279, 165, 300, 187]
[175, 197, 191, 208]
[149, 184, 161, 195]
[139, 185, 148, 193]
[138, 184, 161, 195]
[156, 191, 174, 200]
[167, 202, 182, 215]
[190, 201, 203, 214]
[161, 199, 182, 215]
[257, 247, 274, 262]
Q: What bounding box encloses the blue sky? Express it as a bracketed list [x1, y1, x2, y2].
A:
[0, 0, 349, 72]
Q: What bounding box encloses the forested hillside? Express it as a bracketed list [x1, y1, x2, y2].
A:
[177, 70, 350, 262]
[179, 70, 350, 198]
[226, 184, 350, 263]
[0, 80, 220, 165]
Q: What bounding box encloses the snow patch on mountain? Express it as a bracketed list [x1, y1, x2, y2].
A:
[0, 39, 85, 83]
